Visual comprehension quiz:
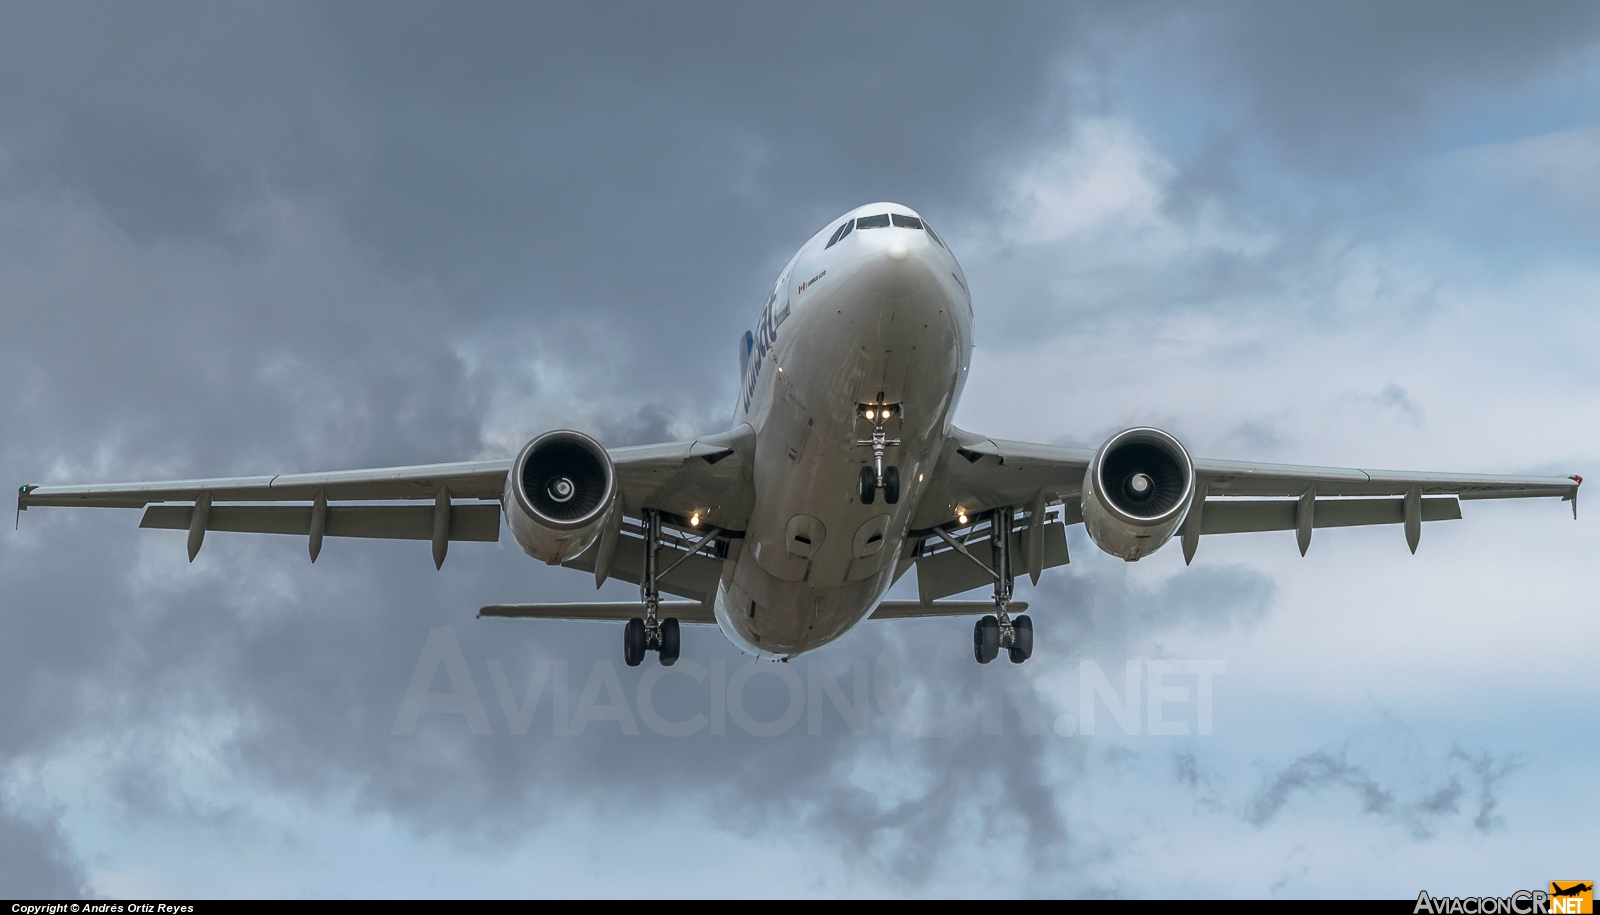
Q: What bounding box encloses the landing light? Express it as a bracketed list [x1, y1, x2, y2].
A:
[865, 409, 876, 420]
[690, 512, 701, 527]
[957, 510, 968, 525]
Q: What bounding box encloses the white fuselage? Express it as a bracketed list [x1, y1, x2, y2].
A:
[712, 203, 973, 659]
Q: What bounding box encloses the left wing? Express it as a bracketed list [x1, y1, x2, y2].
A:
[909, 426, 1579, 576]
[914, 429, 1578, 521]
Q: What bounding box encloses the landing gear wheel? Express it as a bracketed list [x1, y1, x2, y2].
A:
[859, 466, 877, 505]
[974, 615, 1000, 664]
[882, 465, 900, 505]
[659, 618, 681, 666]
[1007, 615, 1033, 664]
[624, 617, 646, 667]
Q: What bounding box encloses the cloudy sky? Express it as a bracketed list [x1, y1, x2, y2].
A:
[2, 0, 1597, 899]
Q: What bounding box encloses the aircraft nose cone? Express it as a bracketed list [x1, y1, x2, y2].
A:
[869, 242, 933, 296]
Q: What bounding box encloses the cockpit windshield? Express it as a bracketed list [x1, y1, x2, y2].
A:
[827, 212, 928, 248]
[825, 219, 854, 248]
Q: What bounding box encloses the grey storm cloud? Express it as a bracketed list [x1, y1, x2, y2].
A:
[1, 0, 1595, 897]
[1191, 1, 1600, 168]
[0, 0, 1082, 389]
[0, 1, 1096, 887]
[0, 799, 86, 897]
[1243, 745, 1522, 840]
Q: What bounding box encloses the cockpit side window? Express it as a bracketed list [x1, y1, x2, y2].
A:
[891, 214, 923, 229]
[923, 220, 947, 248]
[854, 213, 891, 229]
[825, 219, 854, 248]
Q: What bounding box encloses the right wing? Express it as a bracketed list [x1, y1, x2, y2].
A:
[17, 426, 756, 568]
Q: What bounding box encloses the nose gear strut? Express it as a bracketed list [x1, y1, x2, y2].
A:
[855, 401, 903, 505]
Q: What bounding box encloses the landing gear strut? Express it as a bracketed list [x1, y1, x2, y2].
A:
[972, 506, 1033, 665]
[625, 509, 681, 667]
[855, 401, 902, 505]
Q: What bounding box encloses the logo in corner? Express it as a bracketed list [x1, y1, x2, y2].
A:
[1550, 882, 1593, 915]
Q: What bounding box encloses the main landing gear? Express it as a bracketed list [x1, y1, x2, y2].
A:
[625, 509, 682, 667]
[971, 506, 1034, 665]
[856, 401, 902, 505]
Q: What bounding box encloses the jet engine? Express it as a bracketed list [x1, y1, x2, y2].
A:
[504, 430, 617, 564]
[1082, 427, 1195, 561]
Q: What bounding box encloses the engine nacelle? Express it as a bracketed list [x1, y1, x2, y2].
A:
[504, 430, 617, 564]
[1082, 427, 1195, 561]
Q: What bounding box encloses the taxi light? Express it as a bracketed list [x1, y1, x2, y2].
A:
[690, 513, 701, 527]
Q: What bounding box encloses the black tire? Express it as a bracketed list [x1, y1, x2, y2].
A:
[1008, 615, 1034, 664]
[859, 466, 876, 504]
[974, 615, 1000, 664]
[624, 618, 646, 667]
[659, 618, 681, 666]
[883, 465, 900, 505]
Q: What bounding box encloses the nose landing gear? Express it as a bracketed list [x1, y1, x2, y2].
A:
[855, 401, 903, 505]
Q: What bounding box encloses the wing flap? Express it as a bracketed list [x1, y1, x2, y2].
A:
[139, 503, 501, 542]
[558, 525, 724, 604]
[915, 516, 1068, 604]
[1199, 496, 1461, 535]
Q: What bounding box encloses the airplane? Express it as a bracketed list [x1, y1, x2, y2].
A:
[1551, 883, 1593, 898]
[17, 202, 1582, 667]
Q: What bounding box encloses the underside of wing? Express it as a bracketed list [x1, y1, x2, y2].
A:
[1191, 457, 1580, 501]
[18, 458, 515, 567]
[905, 425, 1579, 591]
[18, 425, 757, 573]
[916, 428, 1578, 516]
[16, 460, 513, 507]
[909, 429, 1092, 530]
[605, 424, 755, 530]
